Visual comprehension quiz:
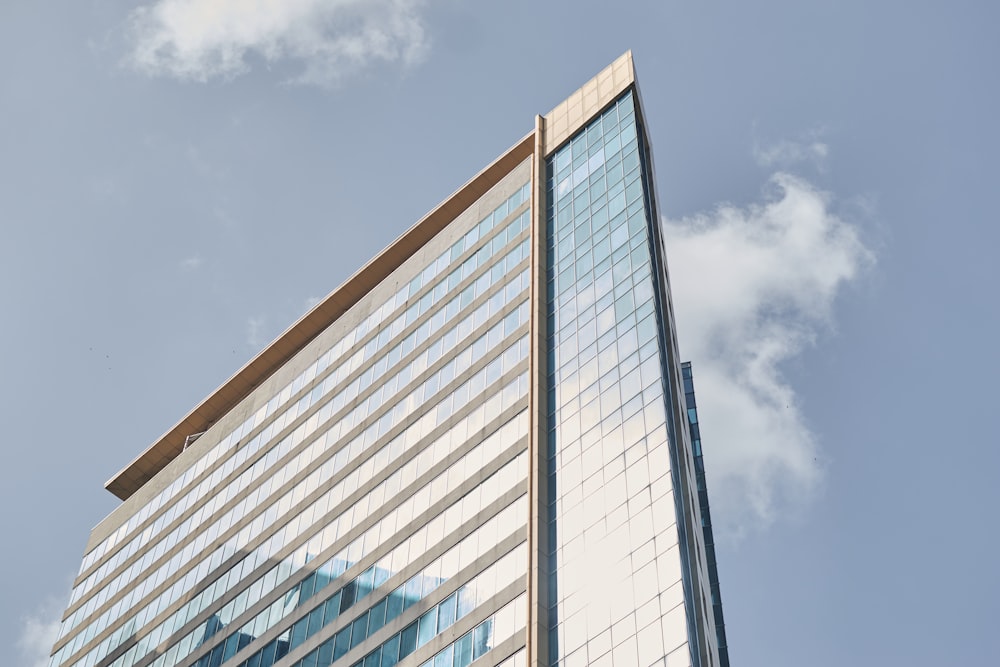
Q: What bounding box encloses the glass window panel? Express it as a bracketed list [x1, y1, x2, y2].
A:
[386, 587, 405, 621]
[399, 623, 418, 659]
[290, 617, 308, 650]
[472, 619, 493, 660]
[257, 641, 277, 667]
[454, 632, 473, 667]
[325, 591, 342, 623]
[381, 634, 400, 667]
[434, 645, 454, 667]
[417, 607, 437, 647]
[341, 580, 357, 612]
[364, 647, 382, 667]
[437, 593, 457, 631]
[334, 628, 352, 660]
[301, 649, 319, 667]
[317, 637, 335, 665]
[357, 566, 376, 599]
[368, 598, 387, 635]
[222, 634, 239, 661]
[351, 615, 369, 648]
[307, 605, 325, 636]
[275, 633, 291, 660]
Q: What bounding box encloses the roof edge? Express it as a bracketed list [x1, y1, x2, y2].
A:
[542, 50, 635, 156]
[105, 131, 536, 500]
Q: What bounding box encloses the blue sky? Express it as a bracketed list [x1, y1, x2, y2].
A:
[2, 1, 997, 665]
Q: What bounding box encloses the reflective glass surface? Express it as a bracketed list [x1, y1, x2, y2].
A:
[296, 553, 526, 667]
[64, 207, 531, 630]
[410, 595, 527, 667]
[682, 363, 729, 667]
[545, 92, 693, 667]
[53, 179, 533, 667]
[225, 492, 527, 667]
[74, 184, 530, 587]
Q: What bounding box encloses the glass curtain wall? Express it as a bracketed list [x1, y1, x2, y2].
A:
[544, 91, 697, 667]
[54, 174, 533, 667]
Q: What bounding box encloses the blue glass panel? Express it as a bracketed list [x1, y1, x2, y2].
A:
[222, 634, 239, 661]
[340, 580, 357, 612]
[386, 587, 405, 621]
[333, 628, 352, 660]
[437, 593, 457, 631]
[307, 604, 326, 636]
[351, 615, 369, 648]
[453, 632, 473, 667]
[317, 637, 335, 666]
[545, 89, 683, 666]
[298, 574, 316, 603]
[417, 608, 437, 647]
[357, 566, 376, 599]
[472, 619, 493, 660]
[373, 565, 390, 589]
[457, 586, 476, 619]
[274, 635, 290, 660]
[290, 617, 308, 649]
[259, 641, 277, 667]
[367, 598, 387, 635]
[324, 592, 341, 624]
[434, 645, 454, 667]
[403, 578, 421, 609]
[381, 634, 400, 667]
[398, 623, 418, 659]
[364, 647, 382, 667]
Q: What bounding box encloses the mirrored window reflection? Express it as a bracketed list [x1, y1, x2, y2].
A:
[56, 324, 529, 667]
[288, 554, 527, 667]
[69, 213, 532, 624]
[99, 397, 530, 667]
[72, 184, 531, 595]
[227, 534, 527, 667]
[545, 92, 683, 666]
[55, 233, 533, 667]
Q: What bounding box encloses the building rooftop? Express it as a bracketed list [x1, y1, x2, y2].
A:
[105, 51, 636, 501]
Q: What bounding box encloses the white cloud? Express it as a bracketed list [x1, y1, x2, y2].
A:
[18, 598, 63, 667]
[246, 315, 267, 349]
[753, 129, 829, 169]
[303, 295, 323, 312]
[126, 0, 430, 86]
[179, 255, 203, 271]
[663, 173, 872, 536]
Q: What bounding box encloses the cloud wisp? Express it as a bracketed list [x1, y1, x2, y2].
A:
[126, 0, 430, 86]
[663, 173, 872, 536]
[178, 255, 204, 271]
[18, 598, 63, 667]
[246, 315, 267, 350]
[753, 129, 829, 170]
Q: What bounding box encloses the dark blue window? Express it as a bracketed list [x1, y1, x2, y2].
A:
[398, 623, 417, 659]
[333, 627, 352, 660]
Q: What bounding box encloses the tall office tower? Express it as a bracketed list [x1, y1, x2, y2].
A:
[50, 52, 728, 667]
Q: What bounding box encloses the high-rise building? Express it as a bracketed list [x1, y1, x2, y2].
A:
[50, 52, 728, 667]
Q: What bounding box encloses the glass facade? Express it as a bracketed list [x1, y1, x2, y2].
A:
[544, 91, 721, 667]
[51, 166, 533, 667]
[50, 55, 726, 667]
[681, 363, 729, 667]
